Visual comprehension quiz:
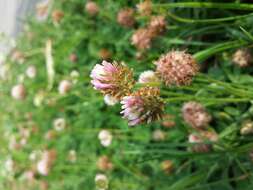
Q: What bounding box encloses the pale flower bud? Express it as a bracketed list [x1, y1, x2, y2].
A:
[58, 80, 72, 95]
[98, 130, 113, 147]
[26, 65, 37, 78]
[138, 70, 159, 84]
[11, 84, 26, 100]
[95, 174, 109, 190]
[152, 129, 165, 141]
[240, 120, 253, 135]
[104, 94, 118, 106]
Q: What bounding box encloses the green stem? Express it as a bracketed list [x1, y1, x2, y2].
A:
[193, 40, 248, 63]
[166, 11, 253, 24]
[165, 97, 250, 103]
[153, 2, 253, 11]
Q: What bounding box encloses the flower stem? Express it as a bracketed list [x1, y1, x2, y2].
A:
[153, 2, 253, 11]
[193, 40, 248, 63]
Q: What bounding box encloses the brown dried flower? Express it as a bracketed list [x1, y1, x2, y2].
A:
[52, 10, 64, 23]
[232, 49, 252, 67]
[188, 131, 218, 153]
[149, 15, 167, 36]
[131, 28, 153, 50]
[154, 51, 199, 86]
[182, 101, 211, 129]
[136, 0, 152, 16]
[161, 160, 173, 174]
[85, 1, 99, 16]
[99, 49, 112, 60]
[117, 8, 135, 28]
[97, 155, 113, 171]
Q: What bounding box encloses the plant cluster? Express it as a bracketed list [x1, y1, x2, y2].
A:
[1, 0, 253, 190]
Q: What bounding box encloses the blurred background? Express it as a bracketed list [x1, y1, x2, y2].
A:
[0, 0, 41, 54]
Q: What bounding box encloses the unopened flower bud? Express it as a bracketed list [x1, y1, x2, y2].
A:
[11, 84, 26, 100]
[152, 129, 165, 141]
[138, 70, 159, 84]
[161, 160, 173, 174]
[232, 49, 252, 67]
[58, 80, 72, 95]
[104, 94, 118, 106]
[240, 120, 253, 135]
[95, 174, 109, 190]
[98, 130, 113, 147]
[26, 65, 37, 78]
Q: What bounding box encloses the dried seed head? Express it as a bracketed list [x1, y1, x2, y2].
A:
[149, 15, 166, 36]
[85, 1, 99, 16]
[117, 8, 135, 28]
[69, 53, 78, 63]
[136, 0, 152, 16]
[188, 131, 218, 153]
[99, 49, 111, 60]
[161, 160, 173, 174]
[120, 87, 164, 126]
[11, 49, 25, 64]
[52, 10, 64, 23]
[154, 51, 199, 86]
[36, 0, 50, 22]
[240, 120, 253, 135]
[138, 70, 160, 84]
[232, 49, 252, 67]
[97, 155, 113, 171]
[90, 61, 135, 99]
[11, 84, 26, 100]
[131, 28, 153, 50]
[182, 101, 211, 129]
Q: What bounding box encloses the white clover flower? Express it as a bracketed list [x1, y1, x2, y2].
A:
[95, 174, 109, 190]
[53, 118, 66, 131]
[26, 65, 37, 78]
[98, 130, 113, 147]
[37, 159, 49, 176]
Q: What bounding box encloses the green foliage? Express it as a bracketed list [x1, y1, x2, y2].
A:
[1, 0, 253, 189]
